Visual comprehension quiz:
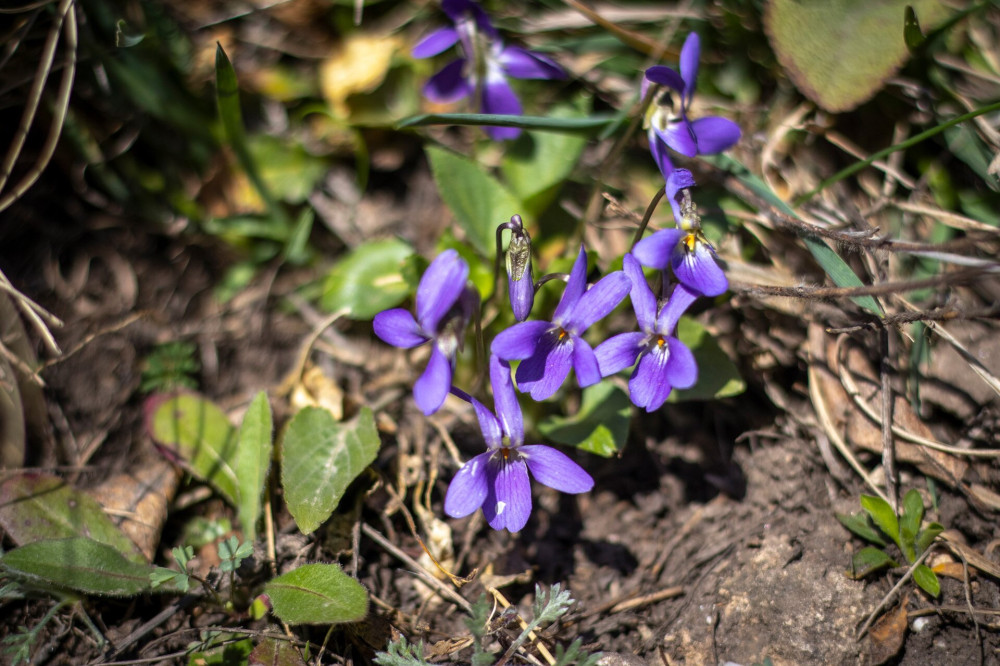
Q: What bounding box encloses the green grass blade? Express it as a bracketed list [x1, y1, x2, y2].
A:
[397, 112, 616, 134]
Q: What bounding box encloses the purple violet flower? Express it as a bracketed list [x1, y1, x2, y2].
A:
[504, 214, 534, 321]
[491, 246, 631, 400]
[444, 355, 594, 532]
[643, 33, 742, 160]
[632, 195, 728, 297]
[411, 0, 566, 140]
[373, 249, 476, 415]
[596, 254, 699, 411]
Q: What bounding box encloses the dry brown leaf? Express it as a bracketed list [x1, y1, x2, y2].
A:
[866, 600, 908, 666]
[89, 454, 182, 561]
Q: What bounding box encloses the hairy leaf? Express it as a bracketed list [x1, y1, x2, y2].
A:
[265, 563, 368, 625]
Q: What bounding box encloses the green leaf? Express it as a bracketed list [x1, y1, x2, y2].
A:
[860, 494, 900, 545]
[320, 238, 414, 319]
[764, 0, 950, 112]
[904, 6, 926, 51]
[399, 113, 615, 133]
[147, 393, 239, 506]
[236, 392, 273, 542]
[501, 103, 589, 217]
[916, 521, 944, 555]
[425, 145, 523, 256]
[215, 43, 287, 234]
[669, 316, 745, 400]
[265, 563, 368, 625]
[847, 546, 898, 579]
[912, 563, 941, 597]
[0, 538, 157, 596]
[281, 407, 380, 534]
[0, 473, 145, 563]
[249, 637, 307, 666]
[248, 135, 328, 205]
[705, 153, 883, 316]
[835, 511, 889, 547]
[899, 488, 924, 562]
[538, 381, 631, 457]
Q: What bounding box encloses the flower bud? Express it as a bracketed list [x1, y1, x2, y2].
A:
[504, 215, 533, 321]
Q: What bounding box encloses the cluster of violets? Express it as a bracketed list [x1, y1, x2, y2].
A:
[373, 4, 741, 532]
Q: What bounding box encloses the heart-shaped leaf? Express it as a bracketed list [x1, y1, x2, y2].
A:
[765, 0, 950, 112]
[425, 145, 523, 256]
[538, 381, 631, 457]
[265, 563, 368, 625]
[320, 238, 414, 319]
[281, 407, 380, 534]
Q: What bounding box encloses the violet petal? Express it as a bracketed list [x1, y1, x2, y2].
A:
[412, 27, 460, 58]
[413, 345, 452, 415]
[481, 72, 523, 140]
[644, 65, 685, 93]
[664, 336, 697, 390]
[595, 332, 646, 377]
[373, 309, 427, 348]
[444, 451, 490, 518]
[490, 355, 523, 446]
[672, 240, 728, 297]
[629, 346, 673, 412]
[483, 456, 531, 531]
[691, 116, 741, 155]
[416, 249, 469, 332]
[516, 331, 573, 401]
[571, 336, 601, 388]
[491, 320, 552, 360]
[552, 246, 588, 324]
[471, 396, 503, 449]
[679, 32, 701, 104]
[653, 120, 698, 158]
[498, 46, 565, 80]
[655, 282, 699, 335]
[423, 59, 472, 103]
[623, 254, 655, 332]
[633, 228, 684, 270]
[563, 270, 631, 334]
[521, 444, 594, 493]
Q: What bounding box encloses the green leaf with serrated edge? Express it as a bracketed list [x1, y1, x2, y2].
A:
[236, 392, 273, 543]
[0, 538, 159, 596]
[764, 0, 950, 112]
[860, 495, 900, 545]
[501, 102, 588, 217]
[398, 113, 615, 133]
[538, 381, 630, 458]
[425, 145, 523, 256]
[0, 474, 145, 563]
[668, 317, 745, 401]
[249, 637, 307, 666]
[899, 488, 924, 562]
[281, 407, 380, 535]
[847, 546, 898, 579]
[704, 154, 883, 316]
[913, 564, 941, 597]
[836, 512, 889, 547]
[320, 238, 414, 319]
[147, 393, 239, 506]
[916, 522, 944, 555]
[265, 563, 368, 625]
